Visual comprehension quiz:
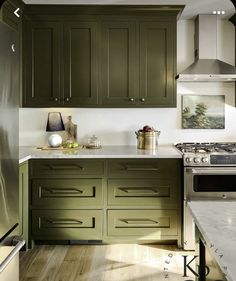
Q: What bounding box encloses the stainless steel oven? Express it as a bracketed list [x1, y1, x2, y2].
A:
[184, 167, 236, 200]
[183, 166, 236, 250]
[175, 142, 236, 250]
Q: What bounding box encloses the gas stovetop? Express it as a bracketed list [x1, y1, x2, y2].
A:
[175, 142, 236, 166]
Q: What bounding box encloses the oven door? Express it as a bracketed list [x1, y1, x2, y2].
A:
[184, 167, 236, 200]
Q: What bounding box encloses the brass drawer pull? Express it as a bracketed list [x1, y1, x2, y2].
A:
[44, 187, 83, 194]
[124, 165, 158, 171]
[47, 164, 84, 170]
[45, 218, 83, 225]
[119, 187, 159, 194]
[120, 218, 158, 224]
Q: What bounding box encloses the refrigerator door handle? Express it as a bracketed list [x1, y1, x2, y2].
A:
[0, 237, 25, 273]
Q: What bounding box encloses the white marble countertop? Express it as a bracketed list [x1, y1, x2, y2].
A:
[19, 145, 182, 164]
[188, 201, 236, 281]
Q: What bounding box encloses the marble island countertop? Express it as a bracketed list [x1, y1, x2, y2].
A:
[188, 201, 236, 281]
[19, 145, 182, 164]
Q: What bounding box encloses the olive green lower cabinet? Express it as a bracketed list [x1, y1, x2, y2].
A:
[31, 210, 103, 240]
[107, 210, 178, 238]
[28, 159, 182, 247]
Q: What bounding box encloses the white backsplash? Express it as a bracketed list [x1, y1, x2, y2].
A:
[19, 20, 236, 146]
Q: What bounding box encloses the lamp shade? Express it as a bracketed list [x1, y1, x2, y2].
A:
[46, 112, 65, 132]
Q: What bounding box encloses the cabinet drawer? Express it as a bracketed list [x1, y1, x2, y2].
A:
[107, 210, 178, 237]
[30, 159, 104, 177]
[32, 179, 103, 208]
[32, 210, 103, 240]
[107, 159, 179, 178]
[107, 179, 177, 207]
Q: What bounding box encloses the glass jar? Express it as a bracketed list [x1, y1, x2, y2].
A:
[87, 135, 101, 148]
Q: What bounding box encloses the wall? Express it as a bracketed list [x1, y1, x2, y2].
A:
[19, 19, 236, 146]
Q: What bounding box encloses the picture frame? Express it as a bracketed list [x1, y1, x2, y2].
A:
[182, 95, 225, 129]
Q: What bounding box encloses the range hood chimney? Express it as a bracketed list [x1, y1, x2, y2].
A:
[177, 14, 236, 82]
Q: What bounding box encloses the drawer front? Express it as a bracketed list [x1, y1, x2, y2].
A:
[107, 210, 178, 237]
[107, 179, 177, 206]
[32, 210, 103, 240]
[30, 159, 105, 177]
[32, 179, 103, 208]
[107, 159, 179, 178]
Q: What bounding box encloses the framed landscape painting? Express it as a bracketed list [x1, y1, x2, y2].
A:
[182, 95, 225, 129]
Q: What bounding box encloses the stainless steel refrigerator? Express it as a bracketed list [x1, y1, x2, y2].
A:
[0, 20, 25, 280]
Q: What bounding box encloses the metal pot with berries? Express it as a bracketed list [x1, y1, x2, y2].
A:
[135, 125, 160, 150]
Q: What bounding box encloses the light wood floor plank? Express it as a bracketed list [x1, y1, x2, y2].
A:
[21, 245, 55, 280]
[38, 245, 68, 281]
[20, 246, 41, 281]
[20, 244, 196, 281]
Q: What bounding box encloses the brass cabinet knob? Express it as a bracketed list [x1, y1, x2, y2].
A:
[53, 97, 59, 102]
[64, 97, 70, 102]
[129, 98, 135, 102]
[140, 98, 145, 102]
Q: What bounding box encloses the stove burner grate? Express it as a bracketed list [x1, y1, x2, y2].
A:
[175, 142, 236, 154]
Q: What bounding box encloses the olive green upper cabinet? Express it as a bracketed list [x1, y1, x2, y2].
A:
[139, 21, 176, 107]
[63, 22, 99, 106]
[22, 6, 182, 108]
[23, 20, 99, 107]
[101, 21, 136, 107]
[23, 21, 61, 107]
[101, 19, 177, 107]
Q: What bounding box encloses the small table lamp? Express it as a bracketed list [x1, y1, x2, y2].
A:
[46, 112, 65, 147]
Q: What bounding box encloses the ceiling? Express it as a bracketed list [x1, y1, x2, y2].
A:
[22, 0, 235, 19]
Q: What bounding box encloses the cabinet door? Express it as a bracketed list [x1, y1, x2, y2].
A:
[139, 21, 176, 107]
[101, 21, 136, 106]
[63, 22, 99, 106]
[32, 210, 103, 240]
[107, 178, 177, 207]
[32, 178, 103, 208]
[107, 209, 178, 237]
[23, 21, 61, 107]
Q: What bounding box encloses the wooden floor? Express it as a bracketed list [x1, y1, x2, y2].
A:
[20, 244, 196, 281]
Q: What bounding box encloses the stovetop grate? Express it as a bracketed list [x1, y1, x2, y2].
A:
[175, 142, 236, 154]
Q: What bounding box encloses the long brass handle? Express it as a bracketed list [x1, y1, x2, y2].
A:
[119, 187, 159, 194]
[120, 219, 159, 225]
[47, 164, 84, 170]
[125, 166, 159, 171]
[45, 218, 83, 225]
[44, 187, 83, 194]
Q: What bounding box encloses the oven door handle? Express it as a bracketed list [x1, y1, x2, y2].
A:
[188, 168, 236, 175]
[0, 237, 25, 273]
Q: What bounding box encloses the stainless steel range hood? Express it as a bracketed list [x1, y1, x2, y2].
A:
[177, 15, 236, 82]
